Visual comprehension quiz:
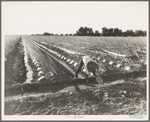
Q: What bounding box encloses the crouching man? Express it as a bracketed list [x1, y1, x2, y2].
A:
[74, 55, 103, 84]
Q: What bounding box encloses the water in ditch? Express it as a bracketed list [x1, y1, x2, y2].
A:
[23, 41, 33, 83]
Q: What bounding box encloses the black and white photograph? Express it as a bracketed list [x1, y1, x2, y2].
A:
[2, 1, 148, 120]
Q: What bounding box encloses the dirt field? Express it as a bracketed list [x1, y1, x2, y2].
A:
[4, 35, 147, 115]
[5, 77, 146, 115]
[31, 36, 146, 55]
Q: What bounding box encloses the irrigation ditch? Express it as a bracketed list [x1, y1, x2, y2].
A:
[5, 38, 27, 89]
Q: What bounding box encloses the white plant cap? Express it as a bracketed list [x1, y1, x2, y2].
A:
[109, 61, 113, 65]
[74, 62, 78, 67]
[38, 71, 44, 77]
[67, 59, 70, 62]
[117, 64, 121, 68]
[145, 60, 147, 64]
[34, 61, 38, 65]
[69, 60, 74, 64]
[50, 72, 54, 77]
[103, 59, 106, 62]
[125, 66, 130, 70]
[38, 76, 45, 82]
[37, 67, 42, 71]
[36, 63, 40, 67]
[90, 72, 93, 76]
[83, 68, 86, 72]
[32, 59, 36, 63]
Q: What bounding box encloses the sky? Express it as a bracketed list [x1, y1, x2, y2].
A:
[2, 1, 148, 35]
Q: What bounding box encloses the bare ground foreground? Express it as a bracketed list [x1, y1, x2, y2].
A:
[5, 77, 146, 115]
[4, 36, 147, 115]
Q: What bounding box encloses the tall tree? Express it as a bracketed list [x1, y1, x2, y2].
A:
[113, 28, 120, 36]
[43, 32, 50, 35]
[108, 28, 113, 36]
[76, 27, 84, 36]
[76, 27, 94, 36]
[88, 28, 94, 36]
[95, 30, 100, 36]
[102, 27, 108, 36]
[123, 30, 135, 36]
[135, 30, 146, 36]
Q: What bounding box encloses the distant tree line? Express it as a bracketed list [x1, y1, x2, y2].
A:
[41, 27, 146, 37]
[76, 27, 147, 37]
[101, 27, 147, 37]
[42, 32, 77, 36]
[43, 32, 54, 36]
